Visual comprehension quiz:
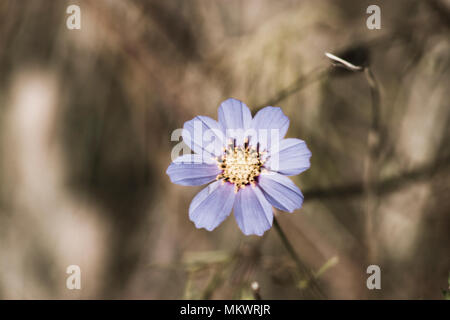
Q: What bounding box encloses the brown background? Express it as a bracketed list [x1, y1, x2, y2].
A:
[0, 0, 449, 299]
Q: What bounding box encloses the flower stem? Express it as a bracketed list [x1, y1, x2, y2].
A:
[273, 217, 325, 299]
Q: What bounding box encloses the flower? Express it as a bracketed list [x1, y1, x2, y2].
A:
[166, 98, 311, 236]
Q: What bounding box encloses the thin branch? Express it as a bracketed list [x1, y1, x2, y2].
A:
[325, 52, 363, 71]
[273, 217, 326, 299]
[201, 268, 225, 299]
[325, 51, 382, 262]
[251, 281, 262, 300]
[362, 66, 381, 263]
[303, 155, 450, 200]
[256, 67, 329, 110]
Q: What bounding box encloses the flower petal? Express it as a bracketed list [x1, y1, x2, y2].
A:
[218, 98, 252, 146]
[183, 116, 225, 158]
[250, 106, 289, 151]
[189, 181, 236, 231]
[265, 138, 311, 176]
[218, 98, 252, 131]
[258, 172, 304, 213]
[233, 186, 273, 236]
[166, 154, 221, 186]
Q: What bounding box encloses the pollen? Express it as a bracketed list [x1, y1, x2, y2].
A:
[216, 139, 264, 193]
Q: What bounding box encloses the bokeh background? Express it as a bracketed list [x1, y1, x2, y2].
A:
[0, 0, 449, 299]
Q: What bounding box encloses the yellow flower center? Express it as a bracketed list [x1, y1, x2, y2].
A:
[216, 140, 264, 192]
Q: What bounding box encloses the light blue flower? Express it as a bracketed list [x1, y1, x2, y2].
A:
[167, 98, 311, 236]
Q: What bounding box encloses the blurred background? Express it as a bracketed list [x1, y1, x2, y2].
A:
[0, 0, 449, 299]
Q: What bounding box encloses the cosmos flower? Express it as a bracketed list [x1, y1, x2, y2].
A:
[167, 98, 311, 236]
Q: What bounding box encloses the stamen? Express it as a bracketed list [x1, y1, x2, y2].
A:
[216, 139, 265, 192]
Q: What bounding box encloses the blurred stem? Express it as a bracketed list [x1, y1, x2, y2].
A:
[252, 291, 262, 300]
[302, 153, 450, 200]
[363, 67, 380, 264]
[325, 52, 381, 264]
[183, 269, 195, 299]
[257, 67, 329, 110]
[201, 267, 224, 300]
[273, 217, 325, 299]
[251, 282, 262, 300]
